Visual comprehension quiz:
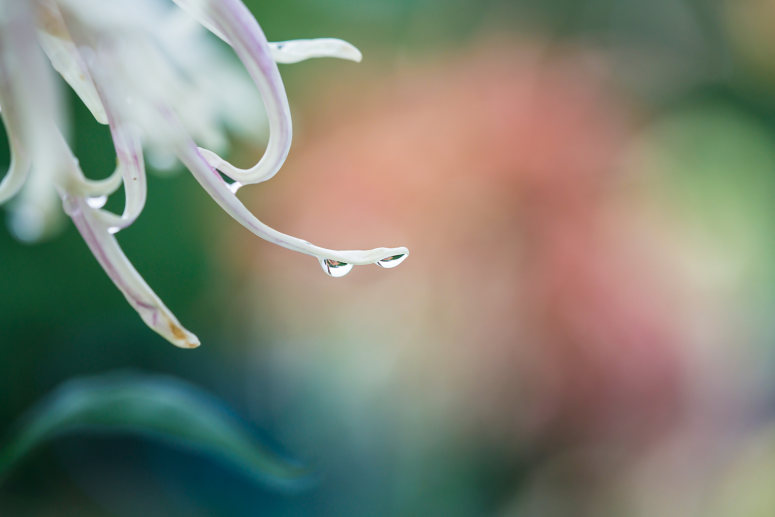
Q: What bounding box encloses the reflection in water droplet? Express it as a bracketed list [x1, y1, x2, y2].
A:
[320, 258, 354, 278]
[375, 254, 407, 269]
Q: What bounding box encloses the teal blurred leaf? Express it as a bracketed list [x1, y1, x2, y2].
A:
[0, 371, 308, 488]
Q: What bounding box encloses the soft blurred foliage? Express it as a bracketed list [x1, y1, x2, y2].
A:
[0, 372, 308, 489]
[4, 0, 775, 515]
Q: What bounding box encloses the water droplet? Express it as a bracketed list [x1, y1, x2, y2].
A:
[320, 258, 353, 278]
[86, 195, 108, 209]
[228, 181, 243, 194]
[376, 254, 407, 269]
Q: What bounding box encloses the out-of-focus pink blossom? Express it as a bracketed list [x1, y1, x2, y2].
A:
[238, 41, 686, 446]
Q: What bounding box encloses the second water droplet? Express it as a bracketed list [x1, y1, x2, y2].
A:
[376, 254, 407, 269]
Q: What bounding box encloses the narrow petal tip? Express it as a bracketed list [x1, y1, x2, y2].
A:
[163, 319, 201, 349]
[269, 38, 363, 64]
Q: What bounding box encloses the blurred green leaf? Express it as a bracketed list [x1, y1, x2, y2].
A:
[0, 372, 308, 488]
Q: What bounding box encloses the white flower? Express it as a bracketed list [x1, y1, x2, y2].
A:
[0, 0, 408, 348]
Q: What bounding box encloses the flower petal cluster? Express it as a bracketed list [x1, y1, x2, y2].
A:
[0, 0, 408, 348]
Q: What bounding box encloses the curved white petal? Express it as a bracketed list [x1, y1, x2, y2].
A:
[0, 2, 36, 204]
[89, 127, 146, 234]
[84, 66, 147, 233]
[269, 38, 362, 64]
[172, 0, 292, 185]
[66, 168, 123, 199]
[0, 0, 67, 239]
[0, 84, 31, 205]
[164, 112, 407, 266]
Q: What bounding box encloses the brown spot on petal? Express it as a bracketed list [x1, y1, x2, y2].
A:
[163, 318, 199, 348]
[169, 322, 186, 340]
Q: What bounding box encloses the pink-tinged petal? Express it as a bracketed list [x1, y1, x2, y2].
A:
[89, 123, 146, 234]
[172, 0, 292, 185]
[37, 7, 183, 346]
[82, 59, 147, 233]
[63, 194, 200, 348]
